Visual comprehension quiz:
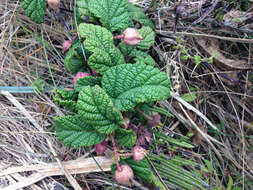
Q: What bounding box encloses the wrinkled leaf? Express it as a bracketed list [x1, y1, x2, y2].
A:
[77, 85, 123, 134]
[22, 0, 46, 23]
[54, 115, 105, 148]
[87, 0, 130, 32]
[102, 63, 170, 111]
[138, 27, 155, 50]
[74, 76, 101, 92]
[115, 128, 137, 147]
[79, 23, 125, 74]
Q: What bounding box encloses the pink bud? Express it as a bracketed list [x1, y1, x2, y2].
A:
[91, 69, 100, 76]
[132, 146, 147, 162]
[122, 28, 143, 46]
[115, 165, 134, 185]
[95, 140, 107, 155]
[73, 72, 90, 84]
[47, 0, 60, 11]
[62, 40, 72, 53]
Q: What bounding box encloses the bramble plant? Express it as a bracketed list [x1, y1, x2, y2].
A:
[22, 0, 171, 187]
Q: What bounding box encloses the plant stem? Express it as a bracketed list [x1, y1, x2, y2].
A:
[110, 134, 121, 171]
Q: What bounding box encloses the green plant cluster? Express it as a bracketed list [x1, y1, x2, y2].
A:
[52, 0, 171, 186]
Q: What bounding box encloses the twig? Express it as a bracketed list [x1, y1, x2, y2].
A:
[156, 30, 253, 44]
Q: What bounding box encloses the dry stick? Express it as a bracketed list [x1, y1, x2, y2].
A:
[0, 157, 112, 190]
[156, 30, 253, 44]
[0, 91, 82, 190]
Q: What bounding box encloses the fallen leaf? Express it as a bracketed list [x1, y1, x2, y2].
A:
[196, 38, 253, 70]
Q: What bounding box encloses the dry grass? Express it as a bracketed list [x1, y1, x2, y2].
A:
[0, 0, 253, 189]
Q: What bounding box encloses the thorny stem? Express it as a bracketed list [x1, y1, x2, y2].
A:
[110, 134, 121, 171]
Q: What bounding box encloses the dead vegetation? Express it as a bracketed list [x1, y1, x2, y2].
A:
[0, 0, 253, 189]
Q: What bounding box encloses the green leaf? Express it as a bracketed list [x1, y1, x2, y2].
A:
[79, 23, 125, 74]
[74, 76, 101, 92]
[138, 27, 155, 50]
[124, 158, 152, 182]
[127, 3, 155, 30]
[53, 89, 78, 112]
[54, 115, 105, 148]
[115, 128, 136, 147]
[77, 85, 123, 134]
[132, 51, 156, 66]
[102, 63, 170, 111]
[87, 0, 130, 32]
[181, 92, 197, 102]
[22, 0, 46, 24]
[64, 43, 86, 74]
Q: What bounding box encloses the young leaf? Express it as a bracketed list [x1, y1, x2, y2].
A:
[102, 63, 170, 111]
[77, 85, 123, 134]
[115, 128, 137, 147]
[53, 89, 78, 112]
[54, 115, 105, 148]
[22, 0, 46, 24]
[87, 0, 130, 32]
[79, 23, 125, 74]
[74, 76, 101, 92]
[138, 27, 155, 50]
[127, 3, 155, 30]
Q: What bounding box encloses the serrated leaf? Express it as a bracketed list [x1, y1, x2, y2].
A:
[54, 115, 105, 148]
[115, 128, 136, 147]
[54, 89, 78, 112]
[79, 23, 125, 74]
[74, 76, 101, 92]
[77, 85, 123, 134]
[128, 3, 155, 30]
[64, 43, 86, 74]
[87, 0, 130, 32]
[102, 63, 170, 111]
[22, 0, 46, 23]
[138, 27, 155, 50]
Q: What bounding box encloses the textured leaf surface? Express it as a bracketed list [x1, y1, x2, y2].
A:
[128, 3, 155, 30]
[54, 89, 78, 112]
[22, 0, 46, 23]
[54, 115, 105, 148]
[102, 63, 170, 111]
[138, 27, 155, 50]
[115, 128, 136, 147]
[87, 0, 130, 32]
[64, 43, 86, 74]
[131, 51, 156, 66]
[79, 24, 124, 74]
[77, 85, 123, 134]
[74, 76, 101, 92]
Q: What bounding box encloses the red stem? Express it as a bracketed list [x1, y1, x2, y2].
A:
[110, 134, 121, 171]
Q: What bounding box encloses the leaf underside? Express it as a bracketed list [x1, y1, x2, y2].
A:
[22, 0, 46, 24]
[102, 63, 171, 111]
[77, 85, 123, 134]
[54, 115, 105, 148]
[87, 0, 130, 32]
[79, 23, 125, 74]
